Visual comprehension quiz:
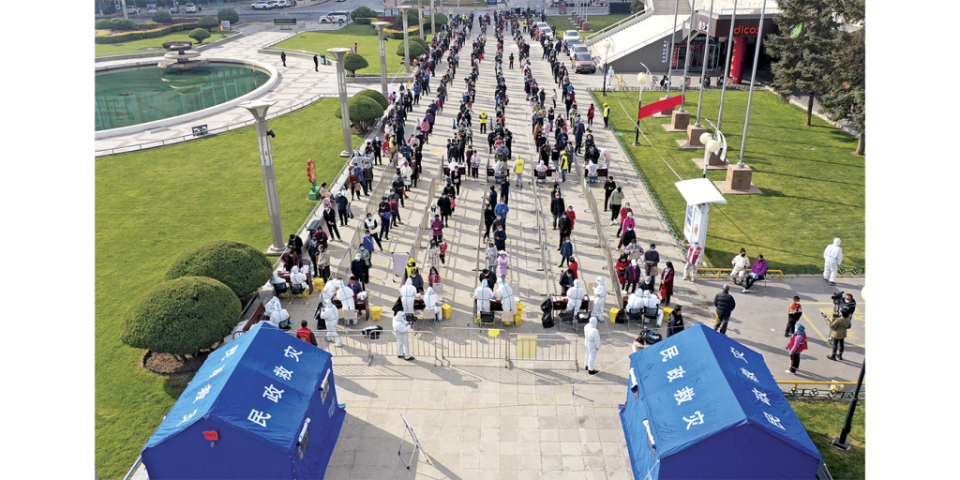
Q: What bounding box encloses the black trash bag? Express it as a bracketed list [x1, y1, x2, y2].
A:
[558, 310, 575, 324]
[362, 325, 383, 340]
[541, 310, 555, 329]
[639, 329, 663, 345]
[615, 309, 626, 324]
[392, 297, 404, 314]
[540, 298, 553, 313]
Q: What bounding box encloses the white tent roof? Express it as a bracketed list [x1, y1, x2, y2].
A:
[675, 178, 727, 205]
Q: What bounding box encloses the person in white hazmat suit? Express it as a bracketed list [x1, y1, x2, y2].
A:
[641, 290, 663, 326]
[320, 298, 341, 347]
[424, 286, 442, 322]
[336, 277, 356, 324]
[823, 238, 843, 285]
[592, 276, 607, 322]
[399, 278, 418, 314]
[566, 279, 587, 312]
[264, 297, 290, 328]
[291, 266, 309, 293]
[392, 310, 415, 361]
[584, 316, 601, 375]
[473, 281, 494, 314]
[626, 292, 644, 314]
[496, 280, 517, 318]
[322, 277, 339, 303]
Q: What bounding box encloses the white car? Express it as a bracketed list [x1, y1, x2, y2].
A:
[277, 0, 292, 7]
[320, 12, 350, 23]
[562, 30, 580, 44]
[126, 6, 140, 15]
[538, 25, 553, 40]
[252, 1, 272, 9]
[184, 3, 198, 13]
[147, 7, 158, 14]
[571, 44, 589, 59]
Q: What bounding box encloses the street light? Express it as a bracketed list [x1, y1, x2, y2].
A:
[239, 99, 286, 256]
[399, 5, 412, 74]
[601, 40, 611, 96]
[327, 47, 353, 157]
[632, 66, 650, 146]
[373, 21, 391, 98]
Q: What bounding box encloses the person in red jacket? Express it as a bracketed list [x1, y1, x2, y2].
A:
[659, 261, 675, 306]
[786, 325, 807, 374]
[296, 320, 318, 346]
[565, 206, 576, 230]
[785, 296, 803, 337]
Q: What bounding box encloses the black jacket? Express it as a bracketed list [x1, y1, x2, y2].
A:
[714, 291, 737, 318]
[558, 216, 572, 235]
[644, 249, 660, 266]
[479, 271, 497, 290]
[438, 196, 452, 215]
[550, 196, 565, 215]
[484, 207, 495, 226]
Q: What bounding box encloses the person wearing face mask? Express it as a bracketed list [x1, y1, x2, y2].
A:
[323, 205, 341, 241]
[584, 316, 601, 375]
[399, 278, 417, 315]
[483, 203, 496, 240]
[392, 310, 415, 361]
[496, 252, 510, 283]
[619, 223, 636, 249]
[608, 186, 624, 222]
[643, 244, 660, 284]
[559, 237, 574, 267]
[616, 203, 633, 236]
[683, 241, 702, 282]
[320, 298, 341, 347]
[558, 211, 572, 251]
[494, 224, 507, 251]
[592, 277, 607, 322]
[495, 199, 510, 220]
[730, 248, 750, 286]
[473, 278, 494, 314]
[822, 238, 843, 286]
[550, 191, 565, 229]
[565, 279, 586, 313]
[625, 259, 642, 293]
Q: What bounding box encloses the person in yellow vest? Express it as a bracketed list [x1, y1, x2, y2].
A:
[603, 103, 611, 128]
[405, 258, 418, 282]
[560, 151, 569, 183]
[479, 109, 488, 133]
[449, 9, 453, 17]
[514, 154, 525, 189]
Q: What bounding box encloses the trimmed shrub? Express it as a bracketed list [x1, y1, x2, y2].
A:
[384, 26, 419, 40]
[164, 240, 273, 299]
[120, 277, 241, 357]
[189, 27, 212, 43]
[110, 17, 138, 31]
[396, 40, 426, 59]
[217, 8, 240, 24]
[351, 6, 377, 19]
[95, 19, 114, 29]
[198, 15, 220, 31]
[354, 18, 372, 25]
[335, 96, 385, 133]
[142, 21, 160, 28]
[356, 89, 389, 110]
[342, 52, 369, 74]
[410, 36, 428, 50]
[94, 22, 200, 44]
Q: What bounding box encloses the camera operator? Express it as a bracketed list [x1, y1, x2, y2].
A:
[823, 293, 855, 361]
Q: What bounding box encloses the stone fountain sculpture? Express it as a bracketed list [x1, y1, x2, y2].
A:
[157, 42, 209, 70]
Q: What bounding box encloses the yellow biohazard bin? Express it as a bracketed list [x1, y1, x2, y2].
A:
[314, 278, 324, 291]
[442, 303, 452, 319]
[610, 307, 620, 322]
[371, 306, 383, 321]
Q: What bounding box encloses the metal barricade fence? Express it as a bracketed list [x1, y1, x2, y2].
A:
[507, 333, 579, 371]
[313, 330, 373, 364]
[437, 327, 509, 366]
[367, 330, 439, 366]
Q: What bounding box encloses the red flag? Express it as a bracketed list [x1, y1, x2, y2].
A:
[638, 95, 684, 120]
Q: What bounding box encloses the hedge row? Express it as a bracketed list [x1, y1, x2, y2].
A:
[384, 26, 420, 40]
[94, 22, 200, 44]
[354, 18, 373, 25]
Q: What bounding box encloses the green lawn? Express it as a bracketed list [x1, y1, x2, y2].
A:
[790, 398, 865, 479]
[95, 31, 238, 57]
[593, 89, 864, 272]
[548, 14, 632, 35]
[95, 98, 360, 479]
[272, 24, 432, 75]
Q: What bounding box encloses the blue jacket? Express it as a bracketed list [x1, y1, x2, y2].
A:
[560, 241, 573, 257]
[363, 235, 374, 253]
[495, 203, 509, 218]
[335, 194, 348, 210]
[494, 229, 506, 249]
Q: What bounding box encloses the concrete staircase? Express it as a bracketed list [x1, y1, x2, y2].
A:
[586, 0, 692, 65]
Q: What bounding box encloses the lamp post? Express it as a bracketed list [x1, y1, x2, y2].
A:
[601, 40, 611, 96]
[736, 0, 767, 167]
[715, 0, 738, 133]
[694, 0, 716, 128]
[239, 100, 286, 256]
[418, 0, 425, 40]
[327, 47, 354, 157]
[430, 0, 436, 39]
[633, 65, 651, 146]
[373, 21, 391, 97]
[678, 5, 698, 113]
[399, 5, 412, 73]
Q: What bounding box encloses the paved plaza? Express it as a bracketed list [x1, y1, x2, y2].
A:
[122, 13, 865, 480]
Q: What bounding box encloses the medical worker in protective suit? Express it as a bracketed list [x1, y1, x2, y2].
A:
[497, 280, 517, 315]
[322, 277, 339, 303]
[626, 292, 644, 314]
[399, 278, 418, 314]
[319, 298, 341, 347]
[566, 279, 587, 312]
[291, 266, 310, 294]
[336, 277, 356, 323]
[641, 290, 663, 326]
[392, 310, 415, 361]
[473, 280, 494, 314]
[424, 286, 442, 322]
[592, 276, 607, 322]
[823, 238, 843, 286]
[264, 296, 290, 328]
[584, 316, 601, 375]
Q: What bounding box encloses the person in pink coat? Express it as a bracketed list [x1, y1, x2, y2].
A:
[496, 252, 510, 283]
[430, 214, 444, 243]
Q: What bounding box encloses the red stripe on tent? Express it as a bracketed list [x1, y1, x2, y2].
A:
[638, 95, 684, 120]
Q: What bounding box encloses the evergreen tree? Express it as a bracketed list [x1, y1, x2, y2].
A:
[820, 1, 865, 155]
[765, 0, 841, 126]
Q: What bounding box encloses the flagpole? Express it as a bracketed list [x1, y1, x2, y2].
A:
[665, 0, 682, 92]
[736, 0, 767, 167]
[715, 0, 738, 133]
[678, 4, 698, 113]
[694, 0, 716, 127]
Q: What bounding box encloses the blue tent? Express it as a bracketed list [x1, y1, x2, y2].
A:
[620, 324, 822, 480]
[141, 322, 346, 480]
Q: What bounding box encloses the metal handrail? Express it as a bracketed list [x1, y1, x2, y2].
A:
[507, 333, 579, 371]
[437, 327, 510, 366]
[601, 24, 679, 64]
[412, 174, 441, 267]
[583, 1, 656, 45]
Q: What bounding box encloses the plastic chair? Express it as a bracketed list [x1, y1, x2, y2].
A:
[643, 306, 662, 327]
